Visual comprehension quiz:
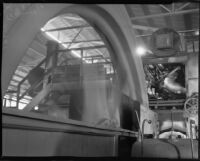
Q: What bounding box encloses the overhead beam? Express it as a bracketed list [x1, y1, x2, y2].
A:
[43, 24, 91, 32]
[59, 45, 106, 52]
[63, 16, 83, 21]
[160, 5, 171, 13]
[172, 3, 175, 12]
[135, 29, 199, 38]
[132, 24, 157, 31]
[62, 39, 103, 44]
[66, 27, 83, 49]
[176, 3, 191, 11]
[130, 9, 199, 21]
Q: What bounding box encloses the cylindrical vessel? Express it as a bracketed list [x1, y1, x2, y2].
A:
[131, 139, 198, 159]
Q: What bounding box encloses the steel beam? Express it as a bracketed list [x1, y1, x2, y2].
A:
[176, 3, 191, 11]
[23, 84, 51, 111]
[172, 3, 175, 13]
[62, 16, 83, 21]
[62, 39, 103, 44]
[160, 5, 171, 13]
[43, 24, 91, 32]
[59, 45, 106, 52]
[66, 28, 83, 49]
[130, 9, 199, 21]
[132, 24, 157, 31]
[135, 29, 199, 38]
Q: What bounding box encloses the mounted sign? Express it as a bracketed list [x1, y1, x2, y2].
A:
[150, 28, 181, 57]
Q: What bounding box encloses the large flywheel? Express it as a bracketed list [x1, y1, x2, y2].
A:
[184, 93, 198, 117]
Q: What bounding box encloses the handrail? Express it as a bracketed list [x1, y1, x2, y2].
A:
[16, 58, 46, 109]
[149, 99, 185, 107]
[3, 98, 28, 106]
[19, 79, 43, 101]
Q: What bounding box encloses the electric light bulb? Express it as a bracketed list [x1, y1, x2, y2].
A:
[136, 46, 146, 56]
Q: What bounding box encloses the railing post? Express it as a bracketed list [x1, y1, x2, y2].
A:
[16, 84, 20, 109]
[3, 98, 7, 108]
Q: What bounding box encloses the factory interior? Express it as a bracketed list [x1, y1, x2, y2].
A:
[2, 3, 199, 158]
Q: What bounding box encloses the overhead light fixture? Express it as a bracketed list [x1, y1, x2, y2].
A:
[136, 46, 146, 56]
[41, 28, 62, 43]
[195, 30, 199, 35]
[71, 50, 81, 58]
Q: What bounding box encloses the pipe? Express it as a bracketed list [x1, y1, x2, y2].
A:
[141, 119, 152, 157]
[190, 120, 195, 159]
[135, 110, 142, 141]
[130, 9, 199, 21]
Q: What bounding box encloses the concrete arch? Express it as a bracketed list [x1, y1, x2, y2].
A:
[2, 4, 148, 107]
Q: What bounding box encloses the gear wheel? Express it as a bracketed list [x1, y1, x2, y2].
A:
[184, 93, 198, 117]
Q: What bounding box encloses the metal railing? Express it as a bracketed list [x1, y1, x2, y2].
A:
[149, 99, 185, 109]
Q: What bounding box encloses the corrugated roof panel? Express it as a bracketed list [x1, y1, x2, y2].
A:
[59, 29, 80, 42]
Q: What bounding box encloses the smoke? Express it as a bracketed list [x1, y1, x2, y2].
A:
[82, 64, 121, 128]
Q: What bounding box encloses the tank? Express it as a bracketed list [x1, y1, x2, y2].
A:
[131, 139, 198, 159]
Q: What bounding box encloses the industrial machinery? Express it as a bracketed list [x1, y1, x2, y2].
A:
[132, 98, 198, 159]
[18, 40, 118, 124]
[132, 28, 199, 159]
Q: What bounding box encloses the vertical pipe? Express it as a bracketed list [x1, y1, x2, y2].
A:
[192, 41, 195, 53]
[170, 109, 173, 138]
[3, 98, 7, 108]
[16, 85, 20, 109]
[135, 110, 142, 141]
[190, 120, 194, 159]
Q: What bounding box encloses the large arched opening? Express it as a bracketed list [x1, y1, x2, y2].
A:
[3, 4, 149, 131]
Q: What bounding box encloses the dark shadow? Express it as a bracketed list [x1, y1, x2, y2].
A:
[118, 136, 137, 157]
[120, 94, 140, 131]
